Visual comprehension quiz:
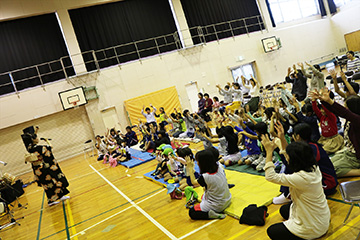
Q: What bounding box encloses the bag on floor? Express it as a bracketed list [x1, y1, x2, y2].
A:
[239, 204, 268, 226]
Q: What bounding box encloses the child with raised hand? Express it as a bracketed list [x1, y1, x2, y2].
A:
[310, 88, 360, 177]
[220, 126, 242, 166]
[176, 147, 198, 190]
[311, 97, 344, 154]
[186, 149, 231, 220]
[235, 118, 261, 165]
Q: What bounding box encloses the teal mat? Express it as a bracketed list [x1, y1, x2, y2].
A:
[226, 164, 265, 177]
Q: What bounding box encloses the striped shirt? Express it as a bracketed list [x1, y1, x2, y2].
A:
[347, 58, 360, 72]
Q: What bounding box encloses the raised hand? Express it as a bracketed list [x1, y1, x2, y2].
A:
[274, 121, 285, 139]
[328, 69, 337, 79]
[185, 156, 194, 168]
[261, 134, 277, 153]
[297, 62, 303, 68]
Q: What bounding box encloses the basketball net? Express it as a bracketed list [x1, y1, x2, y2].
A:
[71, 100, 80, 109]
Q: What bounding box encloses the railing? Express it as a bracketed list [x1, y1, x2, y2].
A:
[0, 15, 265, 97]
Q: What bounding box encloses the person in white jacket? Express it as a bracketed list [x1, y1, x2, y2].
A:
[261, 126, 330, 240]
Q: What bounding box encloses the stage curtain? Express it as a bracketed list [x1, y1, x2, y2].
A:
[318, 0, 337, 16]
[124, 86, 181, 126]
[265, 0, 276, 28]
[69, 0, 178, 71]
[0, 13, 74, 96]
[180, 0, 265, 44]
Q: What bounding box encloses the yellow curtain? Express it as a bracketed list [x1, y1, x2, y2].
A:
[124, 86, 181, 126]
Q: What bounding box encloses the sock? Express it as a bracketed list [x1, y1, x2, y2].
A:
[208, 210, 226, 219]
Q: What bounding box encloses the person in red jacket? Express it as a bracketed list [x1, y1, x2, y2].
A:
[312, 99, 344, 154]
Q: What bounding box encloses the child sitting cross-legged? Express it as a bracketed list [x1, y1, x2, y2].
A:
[311, 96, 344, 154]
[234, 119, 261, 165]
[176, 147, 199, 191]
[186, 148, 231, 220]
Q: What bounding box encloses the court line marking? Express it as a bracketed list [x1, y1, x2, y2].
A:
[178, 220, 218, 240]
[227, 211, 278, 240]
[62, 201, 71, 240]
[326, 213, 360, 240]
[68, 187, 166, 239]
[65, 201, 78, 240]
[41, 188, 163, 240]
[89, 165, 177, 239]
[36, 191, 45, 240]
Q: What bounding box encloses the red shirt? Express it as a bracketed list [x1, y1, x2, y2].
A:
[205, 98, 213, 109]
[312, 101, 337, 137]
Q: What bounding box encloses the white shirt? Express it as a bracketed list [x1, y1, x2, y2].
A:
[265, 162, 330, 239]
[230, 87, 243, 102]
[245, 84, 260, 97]
[141, 107, 157, 123]
[218, 89, 233, 104]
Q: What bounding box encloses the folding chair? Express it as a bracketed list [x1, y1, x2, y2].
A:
[338, 180, 360, 240]
[83, 139, 95, 160]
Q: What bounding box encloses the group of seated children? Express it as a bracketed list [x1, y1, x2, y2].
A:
[95, 126, 138, 167]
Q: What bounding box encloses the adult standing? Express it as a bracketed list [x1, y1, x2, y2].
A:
[200, 93, 213, 121]
[141, 104, 157, 127]
[242, 74, 260, 113]
[22, 126, 70, 206]
[285, 64, 308, 101]
[197, 93, 206, 113]
[299, 62, 324, 91]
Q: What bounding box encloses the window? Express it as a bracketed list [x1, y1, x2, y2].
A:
[268, 0, 320, 24]
[334, 0, 353, 7]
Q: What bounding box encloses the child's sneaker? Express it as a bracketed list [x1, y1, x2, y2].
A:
[251, 155, 263, 168]
[256, 157, 266, 171]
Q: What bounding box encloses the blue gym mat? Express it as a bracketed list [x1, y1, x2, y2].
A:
[144, 164, 201, 187]
[119, 148, 156, 168]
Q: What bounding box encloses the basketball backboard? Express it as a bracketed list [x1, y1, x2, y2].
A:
[262, 36, 281, 53]
[58, 87, 88, 110]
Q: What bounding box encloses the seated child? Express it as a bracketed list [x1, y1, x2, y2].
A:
[118, 141, 131, 162]
[186, 148, 231, 220]
[122, 126, 138, 147]
[220, 126, 242, 166]
[176, 147, 199, 191]
[95, 135, 108, 161]
[234, 121, 261, 165]
[312, 100, 344, 154]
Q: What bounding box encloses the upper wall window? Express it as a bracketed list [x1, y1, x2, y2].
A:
[268, 0, 320, 24]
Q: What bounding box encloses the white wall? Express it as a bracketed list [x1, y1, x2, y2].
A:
[0, 0, 359, 135]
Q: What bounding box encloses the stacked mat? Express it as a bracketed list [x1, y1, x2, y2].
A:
[119, 148, 155, 168]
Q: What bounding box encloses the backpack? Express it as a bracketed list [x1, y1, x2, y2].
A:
[239, 204, 268, 226]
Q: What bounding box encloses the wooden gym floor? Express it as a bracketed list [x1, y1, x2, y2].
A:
[1, 142, 359, 240]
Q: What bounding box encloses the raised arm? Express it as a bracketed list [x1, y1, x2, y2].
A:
[311, 88, 360, 123]
[329, 69, 346, 99]
[341, 71, 357, 96]
[311, 100, 322, 119]
[241, 76, 250, 89]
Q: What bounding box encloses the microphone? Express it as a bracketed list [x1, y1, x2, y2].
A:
[0, 161, 7, 166]
[40, 138, 52, 141]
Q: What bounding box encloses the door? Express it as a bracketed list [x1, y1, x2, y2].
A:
[101, 107, 122, 131]
[185, 82, 199, 113]
[345, 30, 360, 52]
